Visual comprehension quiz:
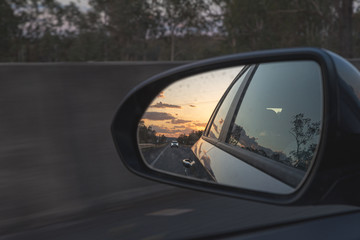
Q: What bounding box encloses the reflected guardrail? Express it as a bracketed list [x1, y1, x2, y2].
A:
[139, 143, 168, 150]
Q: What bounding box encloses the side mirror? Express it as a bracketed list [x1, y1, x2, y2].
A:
[112, 48, 360, 206]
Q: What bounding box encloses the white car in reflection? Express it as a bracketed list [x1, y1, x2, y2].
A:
[170, 141, 179, 148]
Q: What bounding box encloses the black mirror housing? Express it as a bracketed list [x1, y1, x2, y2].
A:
[112, 47, 360, 206]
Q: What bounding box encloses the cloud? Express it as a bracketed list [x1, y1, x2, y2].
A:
[58, 0, 91, 12]
[182, 127, 201, 134]
[171, 119, 191, 124]
[192, 122, 207, 127]
[150, 124, 201, 137]
[157, 91, 165, 98]
[150, 102, 181, 109]
[142, 112, 175, 121]
[151, 125, 181, 134]
[189, 105, 196, 108]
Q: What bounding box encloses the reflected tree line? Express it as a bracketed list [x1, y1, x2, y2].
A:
[228, 113, 321, 171]
[138, 121, 167, 144]
[138, 121, 203, 146]
[177, 130, 203, 146]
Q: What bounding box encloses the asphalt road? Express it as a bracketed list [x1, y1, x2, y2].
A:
[142, 144, 193, 176]
[1, 187, 358, 240]
[141, 144, 213, 181]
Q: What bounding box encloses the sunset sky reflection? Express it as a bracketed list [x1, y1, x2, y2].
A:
[141, 66, 244, 138]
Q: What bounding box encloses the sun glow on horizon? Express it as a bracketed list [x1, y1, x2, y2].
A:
[141, 66, 244, 138]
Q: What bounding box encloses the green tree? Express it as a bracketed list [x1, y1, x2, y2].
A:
[137, 121, 160, 144]
[159, 134, 167, 144]
[8, 0, 76, 61]
[152, 0, 217, 60]
[289, 113, 321, 170]
[219, 0, 352, 54]
[177, 130, 203, 145]
[336, 0, 354, 58]
[0, 1, 21, 61]
[87, 0, 158, 61]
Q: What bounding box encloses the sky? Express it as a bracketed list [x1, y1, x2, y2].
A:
[58, 0, 90, 12]
[141, 66, 244, 138]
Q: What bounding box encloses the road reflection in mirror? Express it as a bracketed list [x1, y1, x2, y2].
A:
[137, 60, 323, 195]
[138, 66, 242, 176]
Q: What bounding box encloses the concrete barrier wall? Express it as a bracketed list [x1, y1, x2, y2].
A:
[0, 62, 185, 232]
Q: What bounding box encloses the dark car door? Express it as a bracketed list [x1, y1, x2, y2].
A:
[192, 60, 323, 193]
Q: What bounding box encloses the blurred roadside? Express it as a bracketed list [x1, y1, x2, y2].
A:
[0, 62, 184, 235]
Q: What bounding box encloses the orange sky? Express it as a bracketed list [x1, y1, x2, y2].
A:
[140, 66, 244, 138]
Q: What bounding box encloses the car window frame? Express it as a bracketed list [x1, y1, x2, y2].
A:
[202, 61, 324, 188]
[204, 65, 256, 140]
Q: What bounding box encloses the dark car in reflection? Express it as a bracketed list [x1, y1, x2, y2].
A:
[185, 61, 323, 194]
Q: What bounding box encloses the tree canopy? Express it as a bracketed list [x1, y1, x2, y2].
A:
[1, 0, 359, 62]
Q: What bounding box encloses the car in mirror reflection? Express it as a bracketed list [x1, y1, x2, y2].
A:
[170, 140, 179, 148]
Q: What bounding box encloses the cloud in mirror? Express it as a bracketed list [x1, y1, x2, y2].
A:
[140, 66, 243, 138]
[137, 61, 323, 195]
[266, 108, 283, 114]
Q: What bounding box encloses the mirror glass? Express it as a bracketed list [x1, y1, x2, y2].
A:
[137, 61, 323, 195]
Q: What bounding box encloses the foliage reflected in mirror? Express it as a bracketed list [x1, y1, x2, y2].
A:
[228, 113, 320, 171]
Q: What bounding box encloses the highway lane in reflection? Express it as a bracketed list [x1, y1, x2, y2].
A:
[142, 144, 194, 176]
[141, 143, 213, 181]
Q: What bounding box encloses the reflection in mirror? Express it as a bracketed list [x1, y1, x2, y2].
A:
[226, 61, 322, 172]
[138, 61, 323, 195]
[138, 66, 242, 176]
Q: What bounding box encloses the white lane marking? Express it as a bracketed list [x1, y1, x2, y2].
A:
[150, 145, 169, 167]
[146, 208, 194, 216]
